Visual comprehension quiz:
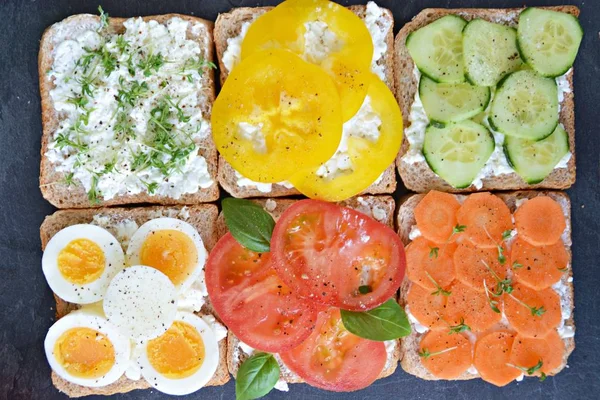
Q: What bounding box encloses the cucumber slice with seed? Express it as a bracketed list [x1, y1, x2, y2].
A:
[423, 120, 494, 188]
[490, 70, 558, 140]
[419, 76, 490, 123]
[517, 8, 583, 77]
[504, 124, 570, 184]
[406, 15, 467, 83]
[463, 19, 522, 86]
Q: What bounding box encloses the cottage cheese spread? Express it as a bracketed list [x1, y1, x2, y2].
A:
[47, 17, 214, 201]
[316, 96, 382, 180]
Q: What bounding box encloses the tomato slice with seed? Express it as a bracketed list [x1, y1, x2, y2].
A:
[271, 199, 405, 310]
[279, 308, 386, 392]
[205, 233, 317, 353]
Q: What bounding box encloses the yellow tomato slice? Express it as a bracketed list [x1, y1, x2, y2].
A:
[241, 0, 374, 120]
[289, 75, 403, 201]
[212, 49, 342, 183]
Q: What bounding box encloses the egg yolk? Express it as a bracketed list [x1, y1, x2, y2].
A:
[57, 239, 105, 284]
[140, 230, 198, 286]
[54, 327, 115, 379]
[147, 321, 205, 379]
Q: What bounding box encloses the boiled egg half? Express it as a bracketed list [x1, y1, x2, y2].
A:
[42, 224, 125, 304]
[103, 265, 178, 343]
[137, 311, 219, 395]
[126, 218, 207, 294]
[44, 309, 130, 387]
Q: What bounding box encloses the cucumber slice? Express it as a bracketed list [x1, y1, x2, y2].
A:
[423, 120, 494, 188]
[419, 76, 490, 123]
[489, 70, 558, 140]
[504, 124, 570, 184]
[463, 19, 522, 86]
[406, 15, 466, 83]
[517, 8, 583, 77]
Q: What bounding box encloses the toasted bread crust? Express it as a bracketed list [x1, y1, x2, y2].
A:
[394, 7, 579, 193]
[40, 205, 230, 397]
[39, 14, 219, 208]
[213, 5, 397, 199]
[219, 196, 401, 385]
[396, 191, 575, 381]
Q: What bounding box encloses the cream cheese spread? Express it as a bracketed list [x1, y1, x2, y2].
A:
[47, 17, 214, 201]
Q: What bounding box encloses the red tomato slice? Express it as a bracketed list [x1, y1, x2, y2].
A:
[271, 199, 405, 311]
[279, 308, 386, 392]
[205, 233, 317, 353]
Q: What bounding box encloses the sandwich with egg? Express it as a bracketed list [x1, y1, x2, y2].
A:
[395, 7, 582, 192]
[40, 205, 229, 397]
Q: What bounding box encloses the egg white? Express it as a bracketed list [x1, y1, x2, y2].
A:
[44, 309, 131, 387]
[42, 224, 125, 304]
[137, 311, 219, 395]
[126, 218, 207, 294]
[103, 265, 178, 343]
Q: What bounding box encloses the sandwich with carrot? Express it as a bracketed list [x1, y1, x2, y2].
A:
[397, 190, 574, 386]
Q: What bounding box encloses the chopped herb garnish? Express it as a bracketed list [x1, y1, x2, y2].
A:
[426, 271, 451, 297]
[429, 246, 439, 259]
[418, 346, 457, 359]
[138, 53, 165, 77]
[448, 317, 471, 335]
[508, 360, 547, 382]
[512, 261, 523, 270]
[98, 6, 109, 30]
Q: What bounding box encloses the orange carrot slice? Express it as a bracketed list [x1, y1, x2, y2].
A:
[456, 192, 513, 248]
[474, 331, 522, 387]
[511, 237, 569, 290]
[509, 330, 565, 377]
[444, 281, 501, 332]
[514, 196, 566, 246]
[454, 242, 509, 292]
[406, 284, 448, 330]
[418, 330, 472, 379]
[406, 237, 456, 291]
[503, 283, 561, 338]
[414, 190, 461, 243]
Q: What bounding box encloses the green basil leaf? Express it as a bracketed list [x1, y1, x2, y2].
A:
[222, 198, 275, 253]
[236, 352, 280, 400]
[340, 298, 411, 341]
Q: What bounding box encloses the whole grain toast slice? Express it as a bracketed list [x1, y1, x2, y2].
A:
[216, 196, 401, 385]
[394, 7, 579, 193]
[40, 205, 229, 397]
[396, 191, 575, 382]
[39, 14, 220, 209]
[213, 3, 397, 198]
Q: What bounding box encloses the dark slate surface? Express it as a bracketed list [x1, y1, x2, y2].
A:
[0, 0, 599, 399]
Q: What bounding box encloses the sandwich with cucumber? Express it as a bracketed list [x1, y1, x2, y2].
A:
[395, 7, 582, 192]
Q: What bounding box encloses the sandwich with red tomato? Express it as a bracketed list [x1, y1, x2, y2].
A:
[206, 196, 411, 396]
